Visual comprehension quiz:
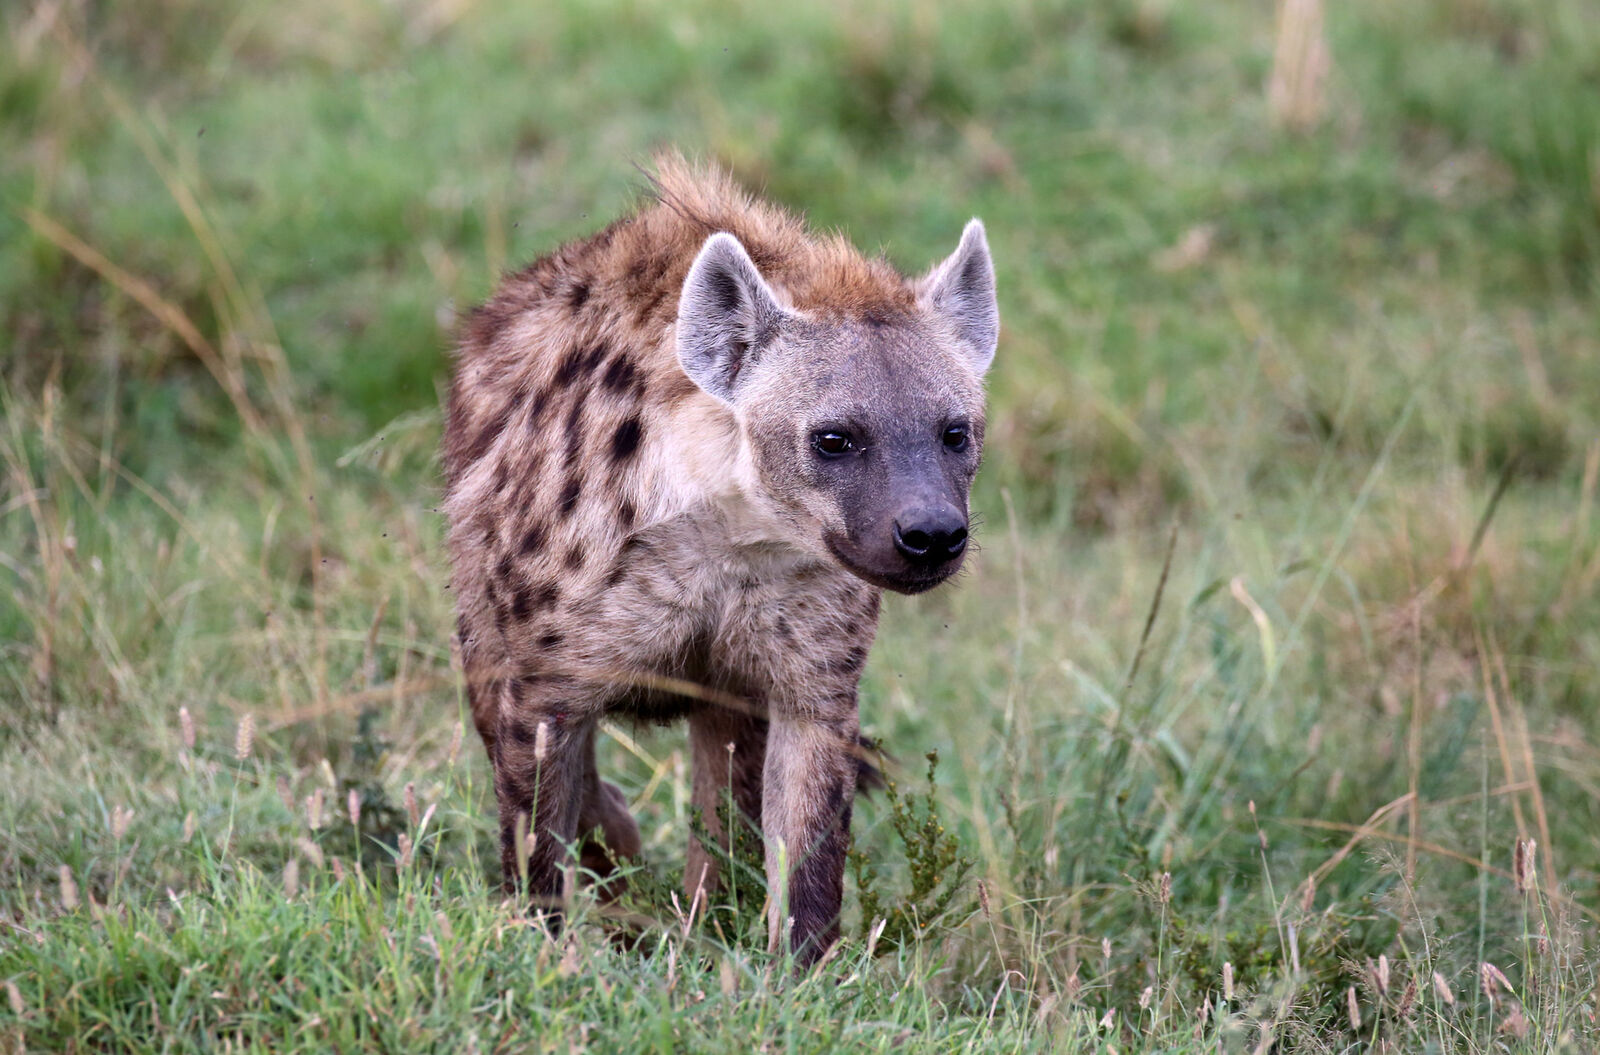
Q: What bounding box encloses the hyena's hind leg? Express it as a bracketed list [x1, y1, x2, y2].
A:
[686, 706, 768, 904]
[576, 725, 642, 899]
[493, 692, 590, 917]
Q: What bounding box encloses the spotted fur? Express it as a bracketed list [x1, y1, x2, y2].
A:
[443, 154, 997, 965]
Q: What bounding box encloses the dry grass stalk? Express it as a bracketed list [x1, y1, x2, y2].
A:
[864, 918, 886, 960]
[18, 209, 269, 437]
[1267, 0, 1329, 133]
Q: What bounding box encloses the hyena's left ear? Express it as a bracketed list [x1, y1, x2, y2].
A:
[677, 232, 790, 405]
[917, 219, 999, 374]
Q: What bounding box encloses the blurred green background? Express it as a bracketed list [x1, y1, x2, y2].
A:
[6, 0, 1596, 508]
[3, 0, 1599, 1050]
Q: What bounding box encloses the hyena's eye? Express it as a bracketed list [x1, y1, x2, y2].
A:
[811, 430, 855, 457]
[942, 423, 970, 452]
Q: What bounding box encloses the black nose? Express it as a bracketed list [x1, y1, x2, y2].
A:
[893, 510, 968, 567]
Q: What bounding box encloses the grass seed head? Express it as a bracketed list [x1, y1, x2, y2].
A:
[404, 781, 420, 827]
[1346, 986, 1360, 1030]
[447, 721, 463, 766]
[347, 788, 361, 828]
[1514, 838, 1536, 894]
[5, 979, 23, 1017]
[283, 857, 298, 898]
[296, 837, 324, 868]
[1498, 1006, 1530, 1039]
[1480, 962, 1512, 1002]
[1432, 971, 1455, 1006]
[58, 865, 78, 911]
[178, 706, 195, 750]
[233, 713, 254, 761]
[1398, 978, 1416, 1019]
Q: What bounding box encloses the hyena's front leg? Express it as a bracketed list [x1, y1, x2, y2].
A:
[762, 706, 858, 965]
[686, 706, 768, 905]
[494, 690, 591, 918]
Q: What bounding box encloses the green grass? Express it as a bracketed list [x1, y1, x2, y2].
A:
[3, 0, 1600, 1050]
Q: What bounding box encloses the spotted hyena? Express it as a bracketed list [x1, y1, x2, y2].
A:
[442, 155, 997, 964]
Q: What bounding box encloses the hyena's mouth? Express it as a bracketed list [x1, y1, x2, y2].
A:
[823, 533, 959, 596]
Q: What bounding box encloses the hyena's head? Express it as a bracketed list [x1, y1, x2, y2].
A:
[676, 222, 997, 595]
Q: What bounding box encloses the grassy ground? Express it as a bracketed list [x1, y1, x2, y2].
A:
[3, 0, 1600, 1050]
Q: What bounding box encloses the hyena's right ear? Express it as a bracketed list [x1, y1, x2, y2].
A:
[676, 232, 788, 404]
